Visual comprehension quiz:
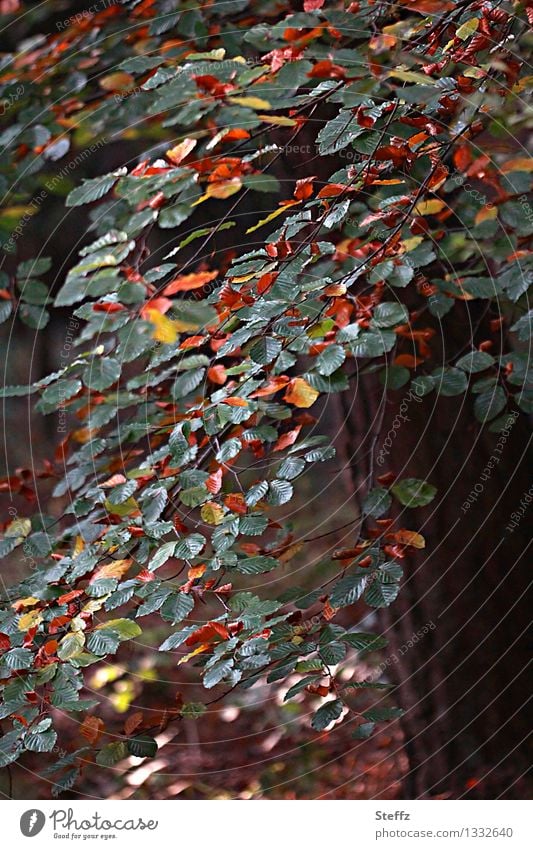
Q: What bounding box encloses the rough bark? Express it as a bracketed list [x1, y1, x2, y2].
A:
[338, 311, 531, 799]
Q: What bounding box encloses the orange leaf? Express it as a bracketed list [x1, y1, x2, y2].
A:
[207, 365, 227, 385]
[80, 716, 104, 745]
[99, 72, 133, 92]
[124, 711, 144, 736]
[222, 396, 248, 407]
[283, 378, 319, 408]
[318, 183, 347, 198]
[166, 137, 197, 165]
[163, 270, 218, 295]
[393, 530, 426, 549]
[224, 493, 247, 514]
[249, 376, 290, 398]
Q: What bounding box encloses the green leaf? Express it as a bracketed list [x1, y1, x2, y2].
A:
[372, 303, 409, 328]
[96, 741, 128, 766]
[432, 367, 468, 397]
[316, 344, 345, 376]
[456, 350, 495, 373]
[160, 591, 194, 624]
[317, 109, 362, 155]
[58, 632, 85, 661]
[149, 541, 177, 571]
[267, 479, 293, 506]
[474, 386, 506, 422]
[391, 478, 437, 508]
[364, 578, 400, 608]
[204, 658, 234, 689]
[127, 735, 158, 758]
[67, 170, 125, 207]
[105, 618, 142, 640]
[311, 699, 343, 730]
[249, 336, 282, 365]
[330, 572, 368, 607]
[352, 722, 375, 739]
[237, 555, 278, 575]
[83, 357, 121, 390]
[4, 648, 33, 670]
[174, 533, 206, 559]
[180, 702, 207, 719]
[24, 727, 57, 753]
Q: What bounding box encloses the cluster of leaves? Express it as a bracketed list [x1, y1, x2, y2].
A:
[0, 0, 531, 793]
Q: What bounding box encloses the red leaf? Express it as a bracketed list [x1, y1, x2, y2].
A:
[92, 302, 125, 313]
[58, 589, 84, 604]
[206, 468, 223, 494]
[273, 426, 301, 452]
[185, 621, 230, 647]
[294, 176, 316, 200]
[207, 365, 227, 385]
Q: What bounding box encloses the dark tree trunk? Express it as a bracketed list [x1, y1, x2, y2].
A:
[338, 309, 532, 799]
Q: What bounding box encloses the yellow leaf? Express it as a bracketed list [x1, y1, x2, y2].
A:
[146, 308, 180, 343]
[246, 201, 299, 234]
[278, 542, 304, 563]
[475, 204, 497, 224]
[73, 535, 85, 558]
[228, 96, 272, 110]
[258, 114, 297, 126]
[12, 596, 39, 610]
[99, 72, 134, 91]
[93, 558, 132, 581]
[5, 517, 31, 539]
[402, 235, 424, 252]
[501, 157, 533, 174]
[456, 18, 479, 41]
[70, 615, 88, 632]
[72, 427, 98, 443]
[386, 69, 435, 85]
[206, 178, 242, 199]
[166, 137, 197, 165]
[414, 198, 446, 215]
[104, 496, 139, 517]
[200, 502, 225, 525]
[178, 643, 210, 665]
[394, 530, 426, 549]
[81, 598, 108, 615]
[283, 377, 319, 409]
[18, 609, 43, 632]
